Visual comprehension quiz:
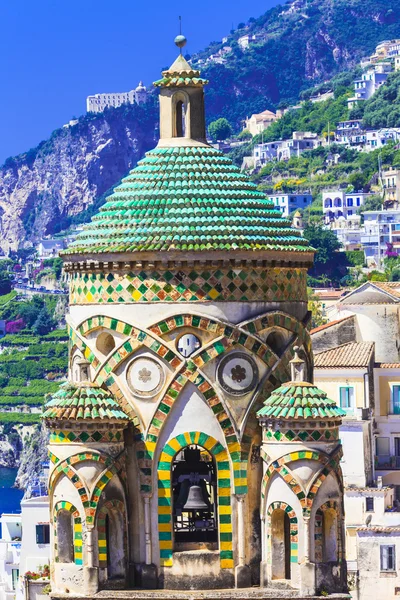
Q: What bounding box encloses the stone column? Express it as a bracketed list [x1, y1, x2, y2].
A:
[234, 494, 251, 588]
[138, 494, 158, 589]
[83, 528, 99, 594]
[300, 515, 316, 596]
[260, 515, 268, 588]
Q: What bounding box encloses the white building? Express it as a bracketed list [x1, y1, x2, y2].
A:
[252, 131, 322, 166]
[330, 215, 363, 250]
[237, 32, 265, 50]
[348, 65, 391, 110]
[323, 190, 372, 222]
[0, 497, 50, 600]
[361, 209, 400, 266]
[36, 240, 64, 259]
[268, 192, 312, 217]
[86, 82, 147, 113]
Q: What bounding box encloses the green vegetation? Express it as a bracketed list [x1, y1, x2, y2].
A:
[0, 412, 41, 425]
[208, 118, 233, 141]
[352, 71, 400, 128]
[303, 225, 349, 286]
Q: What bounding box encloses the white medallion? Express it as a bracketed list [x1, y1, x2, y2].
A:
[127, 357, 164, 398]
[217, 352, 258, 396]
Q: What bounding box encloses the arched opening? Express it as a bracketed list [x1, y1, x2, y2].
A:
[314, 507, 338, 563]
[323, 508, 338, 562]
[96, 331, 116, 357]
[57, 510, 74, 563]
[175, 100, 186, 138]
[271, 509, 291, 580]
[105, 509, 125, 579]
[172, 445, 218, 551]
[266, 329, 289, 357]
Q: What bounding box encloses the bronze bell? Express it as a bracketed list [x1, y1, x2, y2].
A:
[183, 484, 209, 511]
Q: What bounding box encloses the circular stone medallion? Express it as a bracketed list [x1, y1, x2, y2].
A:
[127, 357, 164, 398]
[217, 352, 258, 396]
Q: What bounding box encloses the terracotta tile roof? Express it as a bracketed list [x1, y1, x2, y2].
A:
[314, 341, 374, 368]
[357, 526, 400, 533]
[312, 289, 345, 299]
[310, 315, 354, 335]
[42, 382, 130, 422]
[373, 281, 400, 298]
[376, 363, 400, 369]
[340, 281, 400, 304]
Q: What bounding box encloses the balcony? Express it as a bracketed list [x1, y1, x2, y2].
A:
[375, 455, 400, 469]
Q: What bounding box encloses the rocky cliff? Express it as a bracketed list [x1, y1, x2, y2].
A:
[0, 101, 157, 254]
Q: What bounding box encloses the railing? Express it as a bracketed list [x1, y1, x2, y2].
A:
[376, 455, 400, 469]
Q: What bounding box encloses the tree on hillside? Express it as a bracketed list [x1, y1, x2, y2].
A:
[33, 306, 56, 336]
[357, 194, 382, 215]
[0, 263, 12, 295]
[208, 118, 232, 142]
[303, 225, 349, 286]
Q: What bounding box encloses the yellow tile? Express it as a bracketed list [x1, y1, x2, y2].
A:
[98, 540, 107, 548]
[220, 559, 234, 569]
[194, 432, 201, 444]
[158, 488, 171, 498]
[220, 523, 233, 533]
[218, 505, 232, 515]
[217, 470, 230, 479]
[160, 558, 173, 567]
[158, 506, 171, 515]
[218, 487, 231, 497]
[159, 541, 173, 550]
[159, 452, 173, 464]
[184, 432, 192, 446]
[132, 290, 142, 302]
[158, 523, 171, 532]
[220, 542, 233, 551]
[158, 470, 170, 481]
[168, 438, 182, 452]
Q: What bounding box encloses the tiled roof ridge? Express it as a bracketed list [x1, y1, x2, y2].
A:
[310, 315, 354, 335]
[314, 341, 374, 369]
[63, 146, 313, 257]
[42, 381, 130, 422]
[257, 380, 346, 421]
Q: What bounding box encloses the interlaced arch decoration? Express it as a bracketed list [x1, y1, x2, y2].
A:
[53, 501, 82, 565]
[266, 501, 298, 565]
[157, 432, 234, 569]
[96, 499, 127, 568]
[49, 451, 127, 526]
[261, 448, 343, 516]
[68, 310, 310, 496]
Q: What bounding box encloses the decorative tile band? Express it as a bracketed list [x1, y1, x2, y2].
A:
[266, 501, 298, 564]
[264, 427, 339, 443]
[69, 267, 307, 304]
[53, 501, 83, 566]
[157, 432, 234, 570]
[50, 429, 125, 444]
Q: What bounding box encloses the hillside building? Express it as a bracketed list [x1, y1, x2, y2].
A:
[42, 35, 348, 599]
[253, 131, 322, 166]
[268, 192, 312, 217]
[243, 110, 277, 137]
[86, 82, 147, 113]
[0, 497, 50, 600]
[323, 190, 372, 222]
[361, 209, 400, 265]
[382, 168, 400, 207]
[348, 64, 391, 110]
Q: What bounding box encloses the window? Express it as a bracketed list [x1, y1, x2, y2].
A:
[347, 198, 354, 207]
[392, 385, 400, 414]
[381, 545, 396, 571]
[348, 210, 353, 216]
[36, 524, 50, 544]
[339, 386, 354, 409]
[12, 569, 19, 591]
[366, 497, 374, 512]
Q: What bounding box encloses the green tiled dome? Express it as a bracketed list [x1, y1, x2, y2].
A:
[257, 382, 346, 421]
[42, 382, 130, 422]
[63, 146, 311, 256]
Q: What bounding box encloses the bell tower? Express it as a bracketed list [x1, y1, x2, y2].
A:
[154, 35, 208, 145]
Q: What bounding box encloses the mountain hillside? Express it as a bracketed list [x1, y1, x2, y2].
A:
[199, 0, 400, 125]
[0, 102, 157, 254]
[2, 0, 400, 251]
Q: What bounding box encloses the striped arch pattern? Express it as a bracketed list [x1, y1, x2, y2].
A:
[97, 499, 127, 568]
[266, 501, 298, 565]
[261, 448, 342, 516]
[50, 452, 126, 526]
[53, 501, 82, 565]
[314, 500, 343, 563]
[157, 432, 234, 569]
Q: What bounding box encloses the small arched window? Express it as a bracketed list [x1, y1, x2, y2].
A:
[175, 100, 186, 137]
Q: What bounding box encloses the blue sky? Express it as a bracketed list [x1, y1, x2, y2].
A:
[0, 0, 279, 164]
